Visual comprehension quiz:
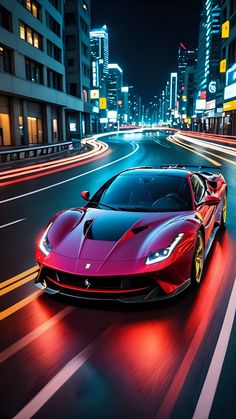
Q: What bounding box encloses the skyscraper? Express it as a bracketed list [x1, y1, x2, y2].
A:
[107, 63, 123, 126]
[170, 73, 178, 124]
[90, 25, 109, 97]
[221, 0, 236, 135]
[90, 25, 109, 129]
[177, 43, 197, 124]
[194, 0, 221, 130]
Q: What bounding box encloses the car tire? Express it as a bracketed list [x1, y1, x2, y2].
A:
[220, 193, 227, 228]
[191, 231, 205, 286]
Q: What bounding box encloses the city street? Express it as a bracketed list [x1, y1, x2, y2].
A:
[0, 131, 236, 419]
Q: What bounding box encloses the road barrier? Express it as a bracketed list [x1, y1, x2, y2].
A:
[0, 140, 82, 164]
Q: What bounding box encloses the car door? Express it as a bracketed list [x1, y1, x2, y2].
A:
[191, 174, 216, 244]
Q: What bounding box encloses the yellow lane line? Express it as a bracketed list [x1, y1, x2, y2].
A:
[0, 290, 42, 321]
[166, 137, 221, 166]
[171, 136, 236, 166]
[176, 134, 236, 157]
[0, 266, 38, 289]
[0, 273, 37, 296]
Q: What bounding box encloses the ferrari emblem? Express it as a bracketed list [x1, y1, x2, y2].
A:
[84, 279, 91, 288]
[85, 263, 91, 269]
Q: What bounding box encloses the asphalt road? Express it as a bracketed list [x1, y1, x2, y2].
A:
[0, 131, 235, 419]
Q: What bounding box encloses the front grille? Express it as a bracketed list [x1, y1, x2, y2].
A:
[42, 268, 155, 292]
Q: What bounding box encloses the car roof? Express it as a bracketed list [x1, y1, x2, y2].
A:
[119, 168, 191, 178]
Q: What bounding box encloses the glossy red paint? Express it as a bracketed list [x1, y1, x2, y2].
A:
[35, 168, 227, 302]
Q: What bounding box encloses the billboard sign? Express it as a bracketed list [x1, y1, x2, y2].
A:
[196, 100, 206, 110]
[99, 98, 107, 109]
[224, 82, 236, 100]
[90, 89, 99, 99]
[226, 63, 236, 86]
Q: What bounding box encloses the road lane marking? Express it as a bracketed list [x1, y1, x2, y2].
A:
[166, 137, 221, 166]
[13, 326, 116, 419]
[0, 290, 42, 321]
[0, 266, 38, 289]
[0, 218, 26, 229]
[170, 135, 236, 166]
[0, 272, 37, 296]
[0, 143, 139, 204]
[0, 307, 73, 363]
[193, 278, 236, 419]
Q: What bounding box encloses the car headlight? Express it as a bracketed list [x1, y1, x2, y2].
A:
[145, 233, 184, 265]
[39, 222, 53, 256]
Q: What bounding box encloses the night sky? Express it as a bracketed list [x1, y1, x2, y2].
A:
[91, 0, 202, 104]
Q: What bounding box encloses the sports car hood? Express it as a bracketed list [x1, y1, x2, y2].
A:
[47, 207, 193, 262]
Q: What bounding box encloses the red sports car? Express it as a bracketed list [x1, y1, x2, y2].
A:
[35, 165, 227, 302]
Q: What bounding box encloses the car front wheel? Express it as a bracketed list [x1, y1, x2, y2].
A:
[191, 231, 205, 286]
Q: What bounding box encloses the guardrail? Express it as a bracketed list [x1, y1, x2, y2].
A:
[0, 140, 81, 164]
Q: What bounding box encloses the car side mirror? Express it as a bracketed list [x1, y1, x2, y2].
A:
[196, 195, 221, 207]
[81, 191, 90, 201]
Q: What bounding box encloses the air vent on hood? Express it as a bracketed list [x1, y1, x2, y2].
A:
[131, 226, 149, 234]
[83, 219, 93, 235]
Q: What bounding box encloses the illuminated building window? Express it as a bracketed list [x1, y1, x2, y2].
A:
[26, 27, 33, 44]
[81, 1, 88, 12]
[52, 119, 58, 142]
[27, 117, 43, 144]
[0, 113, 11, 146]
[18, 0, 41, 20]
[20, 23, 25, 40]
[83, 88, 88, 102]
[20, 22, 43, 49]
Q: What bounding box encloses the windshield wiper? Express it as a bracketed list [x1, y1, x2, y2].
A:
[87, 201, 118, 211]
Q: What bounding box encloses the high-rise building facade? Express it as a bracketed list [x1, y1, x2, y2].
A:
[194, 0, 221, 131]
[129, 91, 142, 126]
[120, 85, 130, 125]
[177, 43, 197, 125]
[64, 0, 92, 137]
[90, 25, 109, 97]
[90, 25, 109, 129]
[170, 72, 178, 123]
[0, 0, 92, 147]
[107, 63, 123, 126]
[221, 0, 236, 135]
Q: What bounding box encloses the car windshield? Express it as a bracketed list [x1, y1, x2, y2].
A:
[90, 173, 193, 212]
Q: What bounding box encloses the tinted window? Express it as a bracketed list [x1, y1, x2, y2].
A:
[91, 173, 192, 212]
[191, 174, 206, 203]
